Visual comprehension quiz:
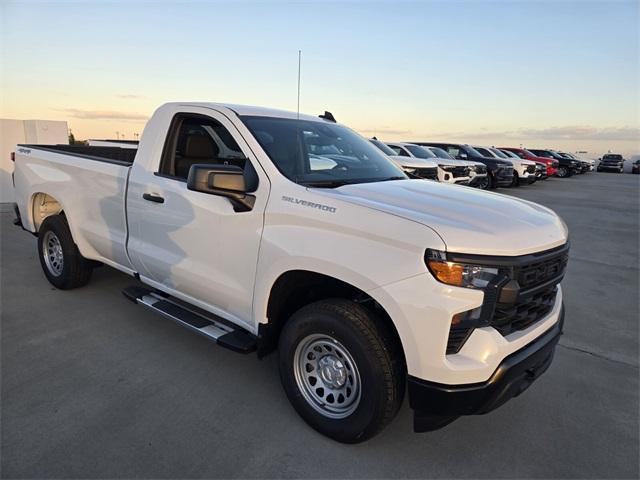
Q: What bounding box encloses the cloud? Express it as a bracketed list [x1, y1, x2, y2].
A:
[430, 126, 640, 142]
[61, 108, 148, 121]
[358, 127, 413, 136]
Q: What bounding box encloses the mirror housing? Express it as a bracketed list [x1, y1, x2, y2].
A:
[187, 164, 255, 212]
[458, 152, 468, 159]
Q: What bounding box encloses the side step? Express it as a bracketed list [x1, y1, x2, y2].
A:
[123, 286, 257, 353]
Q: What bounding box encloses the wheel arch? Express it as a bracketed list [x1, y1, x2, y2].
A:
[29, 192, 64, 232]
[258, 269, 406, 368]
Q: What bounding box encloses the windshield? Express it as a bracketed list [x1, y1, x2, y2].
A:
[242, 116, 406, 187]
[405, 144, 436, 159]
[464, 145, 485, 157]
[369, 139, 397, 156]
[490, 148, 508, 159]
[529, 149, 553, 158]
[428, 146, 454, 160]
[603, 154, 623, 160]
[501, 149, 519, 158]
[474, 146, 494, 157]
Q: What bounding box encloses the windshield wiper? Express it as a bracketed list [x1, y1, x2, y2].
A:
[302, 176, 407, 188]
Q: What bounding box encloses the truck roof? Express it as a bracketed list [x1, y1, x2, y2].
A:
[169, 102, 328, 123]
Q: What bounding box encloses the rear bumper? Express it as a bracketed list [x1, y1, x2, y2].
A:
[409, 306, 564, 432]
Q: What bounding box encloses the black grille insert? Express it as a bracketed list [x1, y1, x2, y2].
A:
[414, 167, 438, 180]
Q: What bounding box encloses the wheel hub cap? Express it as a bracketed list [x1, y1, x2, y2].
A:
[43, 231, 63, 276]
[318, 355, 347, 388]
[293, 334, 361, 419]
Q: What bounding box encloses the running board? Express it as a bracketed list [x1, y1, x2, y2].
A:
[122, 286, 257, 353]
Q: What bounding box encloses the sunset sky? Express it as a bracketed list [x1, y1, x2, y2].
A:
[2, 0, 638, 157]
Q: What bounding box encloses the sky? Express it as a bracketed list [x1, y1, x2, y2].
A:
[1, 0, 639, 157]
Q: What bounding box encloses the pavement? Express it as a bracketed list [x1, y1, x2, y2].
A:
[1, 171, 638, 478]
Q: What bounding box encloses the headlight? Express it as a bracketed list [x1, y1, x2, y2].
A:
[403, 167, 416, 174]
[425, 249, 500, 288]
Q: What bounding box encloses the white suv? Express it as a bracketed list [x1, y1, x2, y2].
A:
[425, 146, 489, 190]
[369, 139, 440, 180]
[475, 146, 537, 186]
[386, 142, 471, 185]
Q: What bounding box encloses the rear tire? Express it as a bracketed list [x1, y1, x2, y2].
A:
[37, 215, 93, 289]
[278, 299, 404, 443]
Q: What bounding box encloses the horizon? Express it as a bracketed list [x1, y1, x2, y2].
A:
[2, 0, 638, 158]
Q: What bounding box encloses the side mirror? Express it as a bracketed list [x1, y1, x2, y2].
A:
[458, 153, 468, 159]
[187, 164, 255, 212]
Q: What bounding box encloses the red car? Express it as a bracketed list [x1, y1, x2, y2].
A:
[500, 147, 558, 177]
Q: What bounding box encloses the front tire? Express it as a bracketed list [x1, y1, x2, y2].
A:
[278, 299, 404, 443]
[512, 172, 520, 187]
[37, 215, 93, 289]
[557, 166, 569, 178]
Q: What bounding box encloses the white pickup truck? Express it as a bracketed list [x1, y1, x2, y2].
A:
[12, 102, 569, 443]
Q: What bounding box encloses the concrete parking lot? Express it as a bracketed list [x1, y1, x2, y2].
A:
[1, 172, 638, 478]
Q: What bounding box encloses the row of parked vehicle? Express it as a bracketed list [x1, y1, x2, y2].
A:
[369, 139, 597, 190]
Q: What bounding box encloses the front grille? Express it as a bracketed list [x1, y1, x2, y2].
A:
[413, 167, 438, 180]
[445, 245, 568, 354]
[526, 164, 536, 173]
[442, 165, 468, 178]
[475, 165, 487, 174]
[491, 286, 558, 336]
[513, 250, 569, 290]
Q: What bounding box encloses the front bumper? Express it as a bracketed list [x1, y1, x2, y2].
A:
[409, 306, 564, 432]
[598, 164, 623, 171]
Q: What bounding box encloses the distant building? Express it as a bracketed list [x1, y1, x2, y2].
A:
[0, 119, 69, 202]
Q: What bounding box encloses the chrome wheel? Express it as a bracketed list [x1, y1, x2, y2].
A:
[42, 230, 64, 276]
[293, 334, 361, 419]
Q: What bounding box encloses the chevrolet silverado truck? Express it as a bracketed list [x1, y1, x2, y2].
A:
[12, 102, 569, 443]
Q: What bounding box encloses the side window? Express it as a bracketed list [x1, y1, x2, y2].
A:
[159, 114, 246, 180]
[446, 146, 461, 158]
[390, 146, 409, 156]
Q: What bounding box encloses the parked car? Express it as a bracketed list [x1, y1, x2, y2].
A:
[413, 142, 514, 188]
[369, 138, 439, 180]
[476, 146, 537, 186]
[385, 142, 471, 186]
[499, 147, 559, 177]
[425, 146, 489, 189]
[597, 154, 625, 173]
[559, 152, 594, 172]
[500, 149, 547, 181]
[632, 159, 640, 174]
[528, 149, 581, 178]
[12, 102, 569, 443]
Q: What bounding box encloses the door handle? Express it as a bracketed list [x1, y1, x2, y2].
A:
[143, 193, 164, 203]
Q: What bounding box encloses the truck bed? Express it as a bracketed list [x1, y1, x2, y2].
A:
[18, 144, 136, 165]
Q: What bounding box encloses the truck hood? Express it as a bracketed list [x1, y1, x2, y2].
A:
[319, 179, 568, 256]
